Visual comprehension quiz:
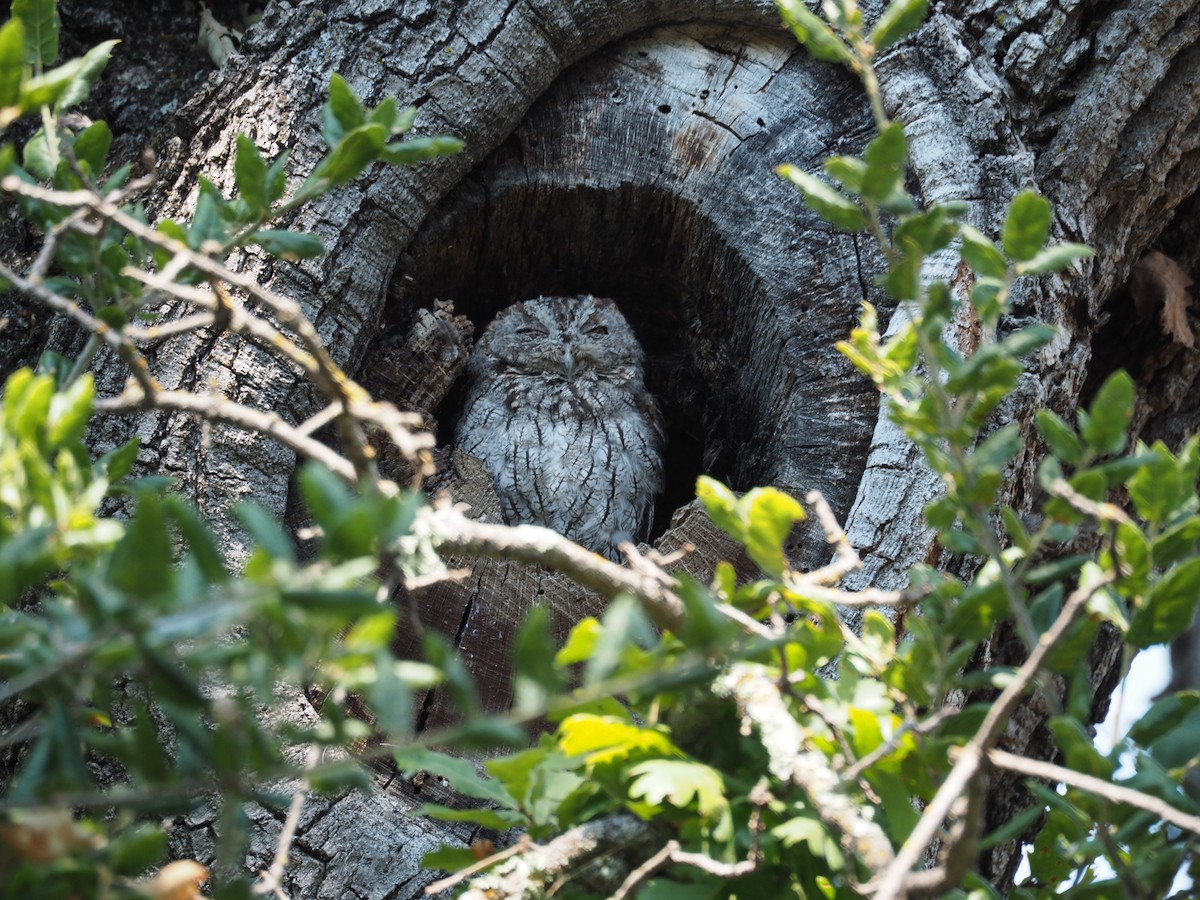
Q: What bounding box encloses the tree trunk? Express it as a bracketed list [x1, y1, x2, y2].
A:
[48, 0, 1200, 894]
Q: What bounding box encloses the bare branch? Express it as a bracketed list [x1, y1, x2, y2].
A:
[1047, 478, 1136, 527]
[426, 503, 687, 631]
[423, 839, 532, 896]
[869, 570, 1114, 900]
[987, 747, 1200, 837]
[611, 842, 678, 900]
[669, 848, 757, 878]
[94, 389, 359, 480]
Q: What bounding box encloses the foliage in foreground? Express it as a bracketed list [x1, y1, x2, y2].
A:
[2, 0, 1200, 899]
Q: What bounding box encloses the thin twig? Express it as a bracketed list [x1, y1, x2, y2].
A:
[253, 745, 322, 899]
[0, 258, 159, 396]
[611, 841, 678, 900]
[94, 389, 358, 480]
[987, 747, 1200, 837]
[868, 571, 1114, 899]
[843, 706, 957, 782]
[423, 840, 532, 895]
[427, 503, 686, 631]
[3, 176, 383, 479]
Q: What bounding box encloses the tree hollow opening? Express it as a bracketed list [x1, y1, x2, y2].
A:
[381, 180, 770, 542]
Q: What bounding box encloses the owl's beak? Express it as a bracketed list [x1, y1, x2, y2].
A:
[562, 347, 576, 380]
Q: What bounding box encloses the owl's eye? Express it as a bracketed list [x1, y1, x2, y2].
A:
[584, 324, 609, 337]
[515, 325, 549, 337]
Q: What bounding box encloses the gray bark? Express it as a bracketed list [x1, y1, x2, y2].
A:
[68, 0, 1200, 894]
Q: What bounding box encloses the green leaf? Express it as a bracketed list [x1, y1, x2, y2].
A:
[959, 225, 1007, 280]
[696, 476, 743, 541]
[997, 322, 1057, 358]
[391, 746, 517, 807]
[776, 164, 865, 231]
[12, 0, 59, 65]
[52, 40, 117, 113]
[321, 73, 366, 145]
[1126, 441, 1199, 529]
[628, 760, 727, 817]
[741, 486, 805, 576]
[1035, 409, 1084, 466]
[676, 575, 734, 649]
[367, 96, 398, 131]
[558, 714, 680, 766]
[1153, 516, 1200, 568]
[107, 491, 174, 600]
[234, 134, 268, 215]
[776, 0, 854, 63]
[1024, 554, 1089, 586]
[1129, 557, 1200, 648]
[420, 846, 480, 873]
[869, 0, 929, 51]
[46, 370, 94, 447]
[422, 631, 479, 716]
[1017, 242, 1095, 276]
[970, 276, 1007, 325]
[1079, 371, 1134, 456]
[895, 208, 959, 256]
[379, 135, 464, 166]
[108, 823, 167, 876]
[311, 122, 387, 186]
[980, 804, 1043, 852]
[263, 150, 289, 204]
[163, 495, 228, 584]
[365, 652, 412, 737]
[825, 154, 866, 193]
[8, 367, 52, 440]
[1048, 716, 1112, 779]
[249, 229, 326, 260]
[21, 127, 53, 180]
[187, 181, 227, 250]
[1128, 691, 1200, 747]
[234, 501, 296, 562]
[394, 105, 417, 135]
[0, 19, 26, 111]
[97, 436, 140, 481]
[416, 803, 525, 831]
[585, 593, 654, 686]
[72, 120, 111, 176]
[949, 578, 1009, 641]
[0, 525, 56, 604]
[861, 123, 907, 202]
[555, 617, 601, 667]
[1001, 189, 1052, 262]
[512, 605, 566, 716]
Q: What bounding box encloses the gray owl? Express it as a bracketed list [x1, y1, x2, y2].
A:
[456, 295, 665, 559]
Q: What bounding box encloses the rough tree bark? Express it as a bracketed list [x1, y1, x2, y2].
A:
[25, 0, 1200, 895]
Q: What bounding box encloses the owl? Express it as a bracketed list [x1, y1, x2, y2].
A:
[456, 295, 665, 560]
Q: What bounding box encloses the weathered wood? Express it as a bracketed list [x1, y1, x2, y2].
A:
[47, 0, 1200, 895]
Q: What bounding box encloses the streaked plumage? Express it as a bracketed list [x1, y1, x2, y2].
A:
[456, 295, 664, 559]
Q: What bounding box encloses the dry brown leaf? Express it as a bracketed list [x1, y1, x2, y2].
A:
[0, 808, 102, 863]
[1130, 250, 1196, 348]
[141, 859, 209, 900]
